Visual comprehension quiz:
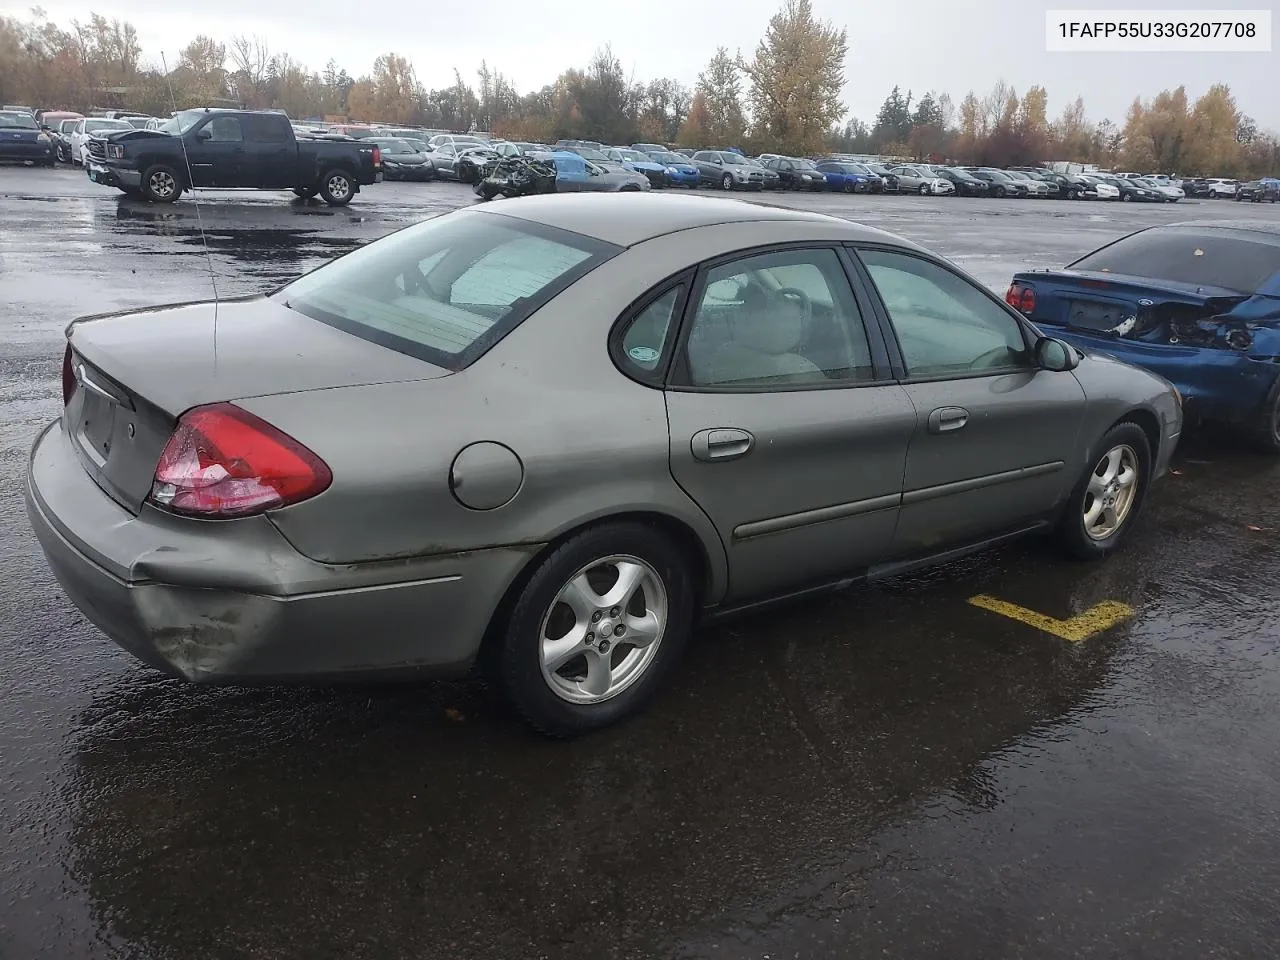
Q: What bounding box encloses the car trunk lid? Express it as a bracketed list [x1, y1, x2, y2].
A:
[64, 296, 449, 513]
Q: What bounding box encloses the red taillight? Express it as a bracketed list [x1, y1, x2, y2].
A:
[61, 343, 76, 405]
[1005, 283, 1036, 314]
[371, 145, 381, 167]
[147, 403, 332, 519]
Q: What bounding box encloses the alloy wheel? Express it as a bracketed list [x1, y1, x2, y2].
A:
[327, 175, 351, 200]
[148, 170, 176, 199]
[1083, 444, 1139, 540]
[538, 555, 668, 704]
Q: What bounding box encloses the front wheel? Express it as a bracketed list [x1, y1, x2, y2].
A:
[319, 170, 354, 206]
[1252, 377, 1280, 455]
[1121, 193, 1132, 201]
[843, 180, 854, 193]
[495, 521, 696, 737]
[994, 185, 1006, 198]
[1056, 423, 1151, 560]
[140, 165, 183, 203]
[721, 173, 733, 191]
[918, 183, 929, 195]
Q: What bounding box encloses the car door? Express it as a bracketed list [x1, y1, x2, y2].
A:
[242, 114, 296, 188]
[658, 246, 916, 603]
[694, 151, 722, 185]
[850, 245, 1088, 558]
[70, 120, 87, 162]
[187, 115, 245, 186]
[431, 144, 457, 177]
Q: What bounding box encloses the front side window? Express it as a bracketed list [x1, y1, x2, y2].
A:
[683, 248, 874, 388]
[205, 116, 243, 142]
[278, 211, 618, 369]
[857, 248, 1029, 377]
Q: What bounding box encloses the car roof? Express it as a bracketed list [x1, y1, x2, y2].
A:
[471, 193, 908, 248]
[1160, 220, 1280, 244]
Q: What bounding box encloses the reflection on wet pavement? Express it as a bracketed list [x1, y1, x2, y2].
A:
[3, 169, 1280, 960]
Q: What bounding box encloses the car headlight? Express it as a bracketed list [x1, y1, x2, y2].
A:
[37, 132, 50, 142]
[666, 166, 676, 175]
[106, 143, 125, 159]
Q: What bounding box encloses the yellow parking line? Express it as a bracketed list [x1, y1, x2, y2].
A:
[967, 594, 1135, 643]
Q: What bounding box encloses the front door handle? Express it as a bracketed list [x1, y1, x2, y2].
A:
[927, 406, 969, 433]
[691, 428, 754, 462]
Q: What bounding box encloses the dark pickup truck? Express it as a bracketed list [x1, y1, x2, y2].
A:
[83, 108, 382, 205]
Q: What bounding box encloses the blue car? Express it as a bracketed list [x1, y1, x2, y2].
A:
[604, 147, 668, 188]
[1007, 221, 1280, 452]
[814, 160, 875, 193]
[0, 109, 55, 166]
[639, 149, 700, 188]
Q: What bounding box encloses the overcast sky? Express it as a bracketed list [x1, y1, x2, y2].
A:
[7, 0, 1277, 130]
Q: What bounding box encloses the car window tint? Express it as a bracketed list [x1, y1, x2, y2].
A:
[245, 114, 291, 142]
[281, 213, 615, 370]
[1068, 229, 1280, 293]
[858, 249, 1029, 377]
[618, 285, 684, 377]
[684, 248, 874, 387]
[206, 116, 243, 142]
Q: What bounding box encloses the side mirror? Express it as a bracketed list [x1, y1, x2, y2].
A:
[1035, 337, 1079, 372]
[195, 128, 213, 140]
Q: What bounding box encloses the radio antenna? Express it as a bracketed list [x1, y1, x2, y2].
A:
[159, 52, 219, 373]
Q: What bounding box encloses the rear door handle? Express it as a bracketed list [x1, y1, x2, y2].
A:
[691, 428, 754, 462]
[927, 406, 969, 433]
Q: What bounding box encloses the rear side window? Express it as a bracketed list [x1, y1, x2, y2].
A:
[245, 114, 292, 142]
[279, 211, 618, 369]
[1069, 229, 1280, 293]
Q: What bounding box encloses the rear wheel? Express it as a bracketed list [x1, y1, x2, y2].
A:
[495, 521, 696, 737]
[1056, 423, 1151, 560]
[140, 165, 183, 203]
[319, 170, 353, 205]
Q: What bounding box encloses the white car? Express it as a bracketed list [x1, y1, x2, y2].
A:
[69, 117, 134, 165]
[1004, 171, 1052, 197]
[1081, 176, 1120, 200]
[1205, 178, 1238, 198]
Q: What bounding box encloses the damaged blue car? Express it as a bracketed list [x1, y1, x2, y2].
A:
[1007, 221, 1280, 452]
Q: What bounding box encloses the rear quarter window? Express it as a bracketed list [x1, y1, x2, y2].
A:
[1069, 230, 1280, 293]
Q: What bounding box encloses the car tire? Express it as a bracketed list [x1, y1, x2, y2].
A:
[496, 521, 696, 737]
[994, 185, 1006, 198]
[720, 173, 734, 190]
[1056, 422, 1152, 561]
[843, 181, 854, 193]
[1121, 193, 1132, 201]
[292, 186, 318, 199]
[140, 164, 183, 203]
[319, 170, 354, 206]
[1251, 376, 1280, 455]
[918, 183, 929, 196]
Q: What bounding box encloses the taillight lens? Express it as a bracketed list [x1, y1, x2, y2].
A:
[1005, 283, 1036, 314]
[147, 403, 332, 519]
[371, 145, 381, 167]
[61, 343, 76, 405]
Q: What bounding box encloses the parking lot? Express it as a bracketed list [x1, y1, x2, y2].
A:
[3, 167, 1280, 960]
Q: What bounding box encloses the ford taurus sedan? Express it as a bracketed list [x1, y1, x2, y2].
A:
[27, 194, 1181, 737]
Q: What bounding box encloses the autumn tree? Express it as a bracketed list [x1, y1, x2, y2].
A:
[871, 86, 913, 150]
[739, 0, 847, 154]
[677, 90, 712, 146]
[696, 47, 745, 144]
[1186, 83, 1242, 176]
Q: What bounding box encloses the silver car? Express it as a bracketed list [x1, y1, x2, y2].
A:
[26, 195, 1182, 736]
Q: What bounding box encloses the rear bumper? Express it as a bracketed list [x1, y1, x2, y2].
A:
[25, 419, 538, 683]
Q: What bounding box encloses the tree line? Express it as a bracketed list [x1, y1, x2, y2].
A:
[2, 3, 1275, 177]
[837, 81, 1277, 179]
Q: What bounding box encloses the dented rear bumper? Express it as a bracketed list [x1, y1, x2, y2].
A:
[25, 419, 537, 682]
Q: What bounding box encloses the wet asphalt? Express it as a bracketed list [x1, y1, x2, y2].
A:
[3, 167, 1280, 960]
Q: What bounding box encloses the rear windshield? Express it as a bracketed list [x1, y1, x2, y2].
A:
[1069, 228, 1280, 293]
[0, 112, 37, 129]
[278, 211, 619, 369]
